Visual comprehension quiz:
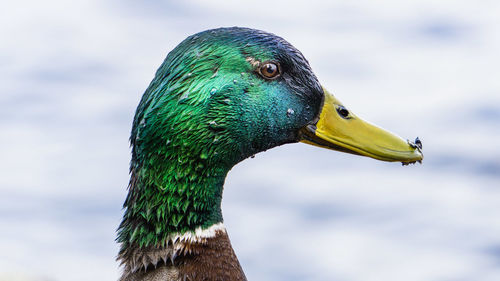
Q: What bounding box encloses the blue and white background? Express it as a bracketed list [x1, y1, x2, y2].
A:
[1, 1, 499, 280]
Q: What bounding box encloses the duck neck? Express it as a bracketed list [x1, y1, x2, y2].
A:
[117, 155, 231, 268]
[118, 162, 228, 243]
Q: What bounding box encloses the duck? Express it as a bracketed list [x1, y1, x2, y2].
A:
[116, 27, 423, 281]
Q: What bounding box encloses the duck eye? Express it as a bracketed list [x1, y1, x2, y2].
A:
[259, 62, 280, 79]
[336, 105, 351, 119]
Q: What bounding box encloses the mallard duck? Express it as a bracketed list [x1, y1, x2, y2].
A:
[117, 27, 423, 281]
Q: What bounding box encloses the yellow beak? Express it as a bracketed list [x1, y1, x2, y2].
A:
[300, 89, 423, 164]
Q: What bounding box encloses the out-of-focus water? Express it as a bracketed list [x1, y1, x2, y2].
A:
[1, 1, 499, 280]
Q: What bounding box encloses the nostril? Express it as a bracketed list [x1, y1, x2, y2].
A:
[336, 106, 350, 119]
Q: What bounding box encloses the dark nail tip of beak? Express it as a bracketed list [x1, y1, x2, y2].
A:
[401, 137, 424, 165]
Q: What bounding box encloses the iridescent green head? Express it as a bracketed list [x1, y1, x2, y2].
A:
[132, 27, 324, 170]
[118, 27, 423, 251]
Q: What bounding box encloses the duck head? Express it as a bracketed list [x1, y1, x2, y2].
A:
[132, 27, 422, 175]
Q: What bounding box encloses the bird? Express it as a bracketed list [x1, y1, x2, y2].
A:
[116, 27, 423, 281]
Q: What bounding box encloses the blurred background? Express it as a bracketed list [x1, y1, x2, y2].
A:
[1, 0, 499, 280]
